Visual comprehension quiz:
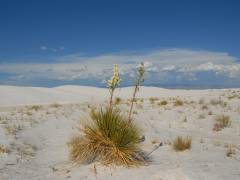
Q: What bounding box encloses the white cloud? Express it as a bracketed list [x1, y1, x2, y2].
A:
[0, 48, 240, 86]
[40, 46, 47, 50]
[40, 46, 65, 52]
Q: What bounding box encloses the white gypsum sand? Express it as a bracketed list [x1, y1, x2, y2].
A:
[0, 85, 240, 180]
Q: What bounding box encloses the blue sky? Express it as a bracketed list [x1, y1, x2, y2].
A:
[0, 0, 240, 88]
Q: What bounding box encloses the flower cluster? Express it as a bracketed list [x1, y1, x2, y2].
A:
[107, 64, 121, 91]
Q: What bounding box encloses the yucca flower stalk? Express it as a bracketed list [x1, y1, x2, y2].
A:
[107, 64, 121, 110]
[128, 62, 145, 123]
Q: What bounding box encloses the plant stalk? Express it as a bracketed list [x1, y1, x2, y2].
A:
[128, 80, 139, 123]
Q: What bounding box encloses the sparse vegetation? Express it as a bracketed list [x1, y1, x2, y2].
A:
[173, 136, 192, 151]
[213, 115, 231, 131]
[133, 110, 138, 114]
[149, 97, 158, 104]
[210, 99, 227, 108]
[17, 143, 37, 157]
[51, 103, 61, 108]
[226, 145, 236, 157]
[174, 99, 183, 106]
[5, 124, 23, 135]
[201, 105, 208, 110]
[114, 97, 121, 105]
[29, 105, 42, 111]
[0, 145, 8, 154]
[158, 100, 168, 106]
[25, 111, 33, 116]
[228, 95, 238, 100]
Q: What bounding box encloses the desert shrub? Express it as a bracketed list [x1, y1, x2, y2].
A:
[114, 97, 121, 105]
[0, 145, 8, 154]
[201, 105, 208, 110]
[228, 95, 238, 100]
[69, 108, 146, 166]
[51, 103, 61, 108]
[213, 115, 231, 131]
[210, 99, 227, 107]
[29, 105, 42, 111]
[5, 124, 23, 135]
[133, 110, 138, 114]
[173, 136, 191, 151]
[226, 145, 236, 157]
[158, 100, 168, 106]
[25, 111, 33, 116]
[174, 99, 183, 106]
[149, 97, 158, 104]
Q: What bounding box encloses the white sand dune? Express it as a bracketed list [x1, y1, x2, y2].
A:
[0, 85, 224, 107]
[0, 85, 240, 180]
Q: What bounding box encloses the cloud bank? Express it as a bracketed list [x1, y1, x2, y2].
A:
[0, 49, 240, 88]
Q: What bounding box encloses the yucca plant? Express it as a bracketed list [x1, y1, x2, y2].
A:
[69, 64, 147, 166]
[69, 108, 146, 166]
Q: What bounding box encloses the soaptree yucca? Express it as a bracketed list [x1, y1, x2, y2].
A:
[69, 63, 146, 166]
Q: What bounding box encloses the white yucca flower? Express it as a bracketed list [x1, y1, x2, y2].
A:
[107, 64, 121, 109]
[107, 64, 121, 90]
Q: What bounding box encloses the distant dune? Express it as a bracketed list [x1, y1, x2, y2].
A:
[0, 85, 234, 107]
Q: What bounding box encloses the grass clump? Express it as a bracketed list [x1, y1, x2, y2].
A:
[226, 145, 236, 157]
[174, 99, 183, 106]
[149, 97, 158, 104]
[173, 136, 191, 151]
[69, 108, 146, 166]
[29, 105, 42, 111]
[0, 145, 8, 154]
[51, 103, 61, 108]
[201, 105, 208, 110]
[114, 97, 121, 105]
[158, 100, 168, 106]
[210, 99, 227, 108]
[213, 115, 231, 131]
